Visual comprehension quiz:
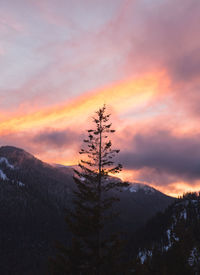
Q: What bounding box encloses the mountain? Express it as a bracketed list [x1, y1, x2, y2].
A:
[0, 146, 74, 274]
[0, 146, 175, 274]
[130, 192, 200, 274]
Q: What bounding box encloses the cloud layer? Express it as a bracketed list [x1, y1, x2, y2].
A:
[119, 130, 200, 182]
[1, 0, 200, 196]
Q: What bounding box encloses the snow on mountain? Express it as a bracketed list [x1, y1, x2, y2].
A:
[0, 169, 8, 180]
[0, 156, 14, 181]
[138, 250, 152, 264]
[0, 146, 45, 168]
[180, 208, 187, 220]
[0, 157, 14, 169]
[188, 247, 200, 267]
[126, 183, 156, 194]
[164, 228, 179, 252]
[54, 165, 158, 195]
[137, 195, 200, 267]
[138, 205, 182, 263]
[0, 155, 25, 186]
[0, 145, 176, 275]
[17, 181, 25, 187]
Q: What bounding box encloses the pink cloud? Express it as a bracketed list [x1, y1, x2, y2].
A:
[0, 13, 24, 33]
[1, 0, 200, 196]
[0, 46, 5, 56]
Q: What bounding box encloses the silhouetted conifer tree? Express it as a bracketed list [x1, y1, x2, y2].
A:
[49, 105, 128, 275]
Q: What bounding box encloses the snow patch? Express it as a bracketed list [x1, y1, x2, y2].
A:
[17, 181, 25, 187]
[0, 157, 14, 169]
[180, 209, 187, 220]
[173, 235, 179, 242]
[164, 227, 179, 251]
[163, 244, 170, 251]
[0, 169, 8, 180]
[127, 183, 155, 194]
[166, 229, 171, 241]
[188, 247, 200, 267]
[138, 250, 152, 264]
[129, 186, 137, 192]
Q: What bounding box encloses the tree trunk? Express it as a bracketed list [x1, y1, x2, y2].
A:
[97, 117, 102, 275]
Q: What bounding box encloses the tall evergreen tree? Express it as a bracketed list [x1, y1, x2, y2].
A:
[50, 105, 128, 275]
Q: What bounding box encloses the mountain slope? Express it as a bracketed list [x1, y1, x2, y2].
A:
[131, 193, 200, 274]
[0, 146, 175, 274]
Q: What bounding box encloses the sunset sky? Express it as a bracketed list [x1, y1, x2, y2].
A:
[1, 0, 200, 197]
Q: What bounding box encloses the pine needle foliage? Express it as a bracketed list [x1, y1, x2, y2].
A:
[50, 105, 129, 275]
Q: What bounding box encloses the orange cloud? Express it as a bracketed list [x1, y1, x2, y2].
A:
[118, 169, 200, 198]
[0, 70, 169, 136]
[156, 181, 200, 198]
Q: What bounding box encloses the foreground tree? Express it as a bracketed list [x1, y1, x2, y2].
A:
[50, 105, 128, 275]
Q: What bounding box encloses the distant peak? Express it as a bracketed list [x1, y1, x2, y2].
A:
[0, 145, 33, 157]
[0, 145, 22, 150]
[125, 182, 160, 195]
[0, 145, 29, 153]
[0, 145, 41, 166]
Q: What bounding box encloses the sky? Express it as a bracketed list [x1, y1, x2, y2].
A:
[0, 0, 200, 197]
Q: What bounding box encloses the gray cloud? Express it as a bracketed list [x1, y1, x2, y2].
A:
[170, 49, 200, 82]
[120, 130, 200, 184]
[33, 128, 80, 148]
[122, 0, 200, 118]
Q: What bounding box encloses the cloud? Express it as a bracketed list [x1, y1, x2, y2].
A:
[33, 128, 80, 148]
[0, 71, 167, 135]
[0, 129, 81, 165]
[169, 49, 200, 82]
[119, 130, 200, 184]
[119, 0, 200, 119]
[1, 0, 200, 196]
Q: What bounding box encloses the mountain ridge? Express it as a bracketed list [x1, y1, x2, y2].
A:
[131, 192, 200, 274]
[0, 145, 172, 197]
[0, 145, 175, 274]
